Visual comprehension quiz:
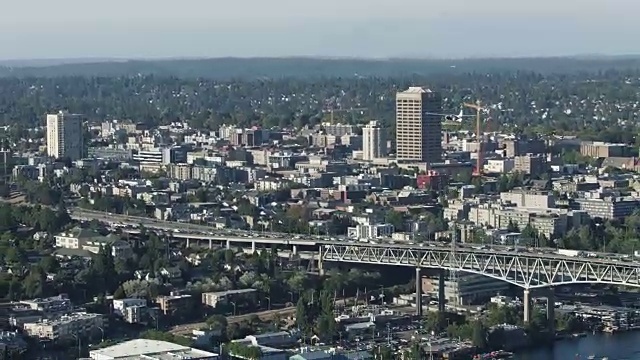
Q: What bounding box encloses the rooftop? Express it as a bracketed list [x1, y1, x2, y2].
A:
[89, 339, 218, 360]
[401, 86, 433, 94]
[28, 312, 101, 326]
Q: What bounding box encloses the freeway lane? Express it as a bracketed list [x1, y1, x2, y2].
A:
[71, 208, 320, 240]
[69, 208, 640, 267]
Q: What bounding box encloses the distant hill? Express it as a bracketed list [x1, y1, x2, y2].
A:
[2, 56, 640, 79]
[0, 58, 122, 67]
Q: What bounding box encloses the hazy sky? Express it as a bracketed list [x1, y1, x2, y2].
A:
[0, 0, 636, 59]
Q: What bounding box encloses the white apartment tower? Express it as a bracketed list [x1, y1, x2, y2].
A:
[395, 87, 442, 164]
[46, 111, 84, 160]
[362, 120, 386, 161]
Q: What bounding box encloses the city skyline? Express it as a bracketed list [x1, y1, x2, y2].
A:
[0, 0, 636, 60]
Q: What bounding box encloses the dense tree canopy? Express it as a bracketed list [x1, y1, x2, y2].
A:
[1, 59, 640, 147]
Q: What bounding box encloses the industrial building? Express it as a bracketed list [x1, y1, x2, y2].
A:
[89, 339, 218, 360]
[422, 271, 509, 306]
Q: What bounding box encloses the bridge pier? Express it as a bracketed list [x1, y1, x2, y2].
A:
[416, 267, 423, 317]
[251, 241, 256, 253]
[318, 246, 324, 276]
[438, 270, 446, 313]
[208, 239, 212, 249]
[226, 240, 230, 250]
[523, 289, 531, 324]
[185, 238, 190, 248]
[292, 245, 298, 255]
[547, 288, 555, 335]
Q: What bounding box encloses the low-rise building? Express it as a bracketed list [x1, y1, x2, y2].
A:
[580, 141, 631, 158]
[484, 159, 514, 174]
[514, 154, 547, 176]
[54, 227, 132, 259]
[89, 339, 218, 360]
[573, 195, 638, 220]
[347, 224, 394, 240]
[19, 294, 72, 314]
[23, 312, 104, 341]
[202, 289, 258, 308]
[113, 298, 147, 324]
[0, 331, 28, 354]
[156, 292, 193, 316]
[422, 271, 509, 306]
[500, 189, 555, 209]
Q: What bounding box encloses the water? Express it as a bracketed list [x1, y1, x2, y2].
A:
[514, 332, 640, 360]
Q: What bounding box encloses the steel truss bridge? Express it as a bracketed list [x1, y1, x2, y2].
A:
[321, 243, 640, 289]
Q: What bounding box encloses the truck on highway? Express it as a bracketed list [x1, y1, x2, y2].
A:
[557, 249, 585, 257]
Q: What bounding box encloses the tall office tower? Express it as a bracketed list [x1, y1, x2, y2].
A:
[395, 87, 443, 164]
[362, 120, 387, 161]
[46, 111, 84, 160]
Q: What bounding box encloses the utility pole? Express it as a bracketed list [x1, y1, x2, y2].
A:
[386, 323, 391, 345]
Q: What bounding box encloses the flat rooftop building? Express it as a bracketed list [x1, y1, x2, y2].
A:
[89, 339, 218, 360]
[395, 86, 442, 164]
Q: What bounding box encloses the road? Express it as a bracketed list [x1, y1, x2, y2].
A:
[168, 296, 363, 335]
[169, 307, 297, 335]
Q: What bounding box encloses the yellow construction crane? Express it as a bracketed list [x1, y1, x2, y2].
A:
[463, 101, 487, 176]
[323, 107, 368, 124]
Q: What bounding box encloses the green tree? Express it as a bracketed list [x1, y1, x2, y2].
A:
[113, 286, 126, 299]
[385, 210, 405, 232]
[315, 291, 337, 340]
[406, 342, 423, 360]
[39, 256, 60, 273]
[556, 313, 583, 333]
[224, 249, 235, 266]
[206, 314, 229, 335]
[471, 321, 487, 349]
[422, 311, 447, 334]
[373, 346, 393, 360]
[23, 267, 45, 298]
[296, 296, 310, 336]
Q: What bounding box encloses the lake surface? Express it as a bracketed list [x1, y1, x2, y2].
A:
[514, 332, 640, 360]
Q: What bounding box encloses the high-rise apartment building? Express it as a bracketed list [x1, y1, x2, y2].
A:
[362, 120, 386, 161]
[46, 111, 84, 160]
[395, 87, 442, 163]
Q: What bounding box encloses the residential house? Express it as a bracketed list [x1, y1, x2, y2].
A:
[54, 227, 132, 259]
[159, 267, 182, 283]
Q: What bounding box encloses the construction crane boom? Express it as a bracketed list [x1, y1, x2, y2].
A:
[463, 101, 486, 176]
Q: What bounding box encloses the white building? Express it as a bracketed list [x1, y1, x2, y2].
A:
[347, 223, 394, 240]
[484, 159, 514, 174]
[112, 298, 147, 324]
[23, 312, 103, 341]
[20, 294, 72, 314]
[54, 227, 132, 259]
[90, 339, 218, 360]
[362, 120, 386, 161]
[499, 189, 555, 209]
[46, 111, 84, 160]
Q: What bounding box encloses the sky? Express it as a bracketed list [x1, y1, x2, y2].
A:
[0, 0, 637, 60]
